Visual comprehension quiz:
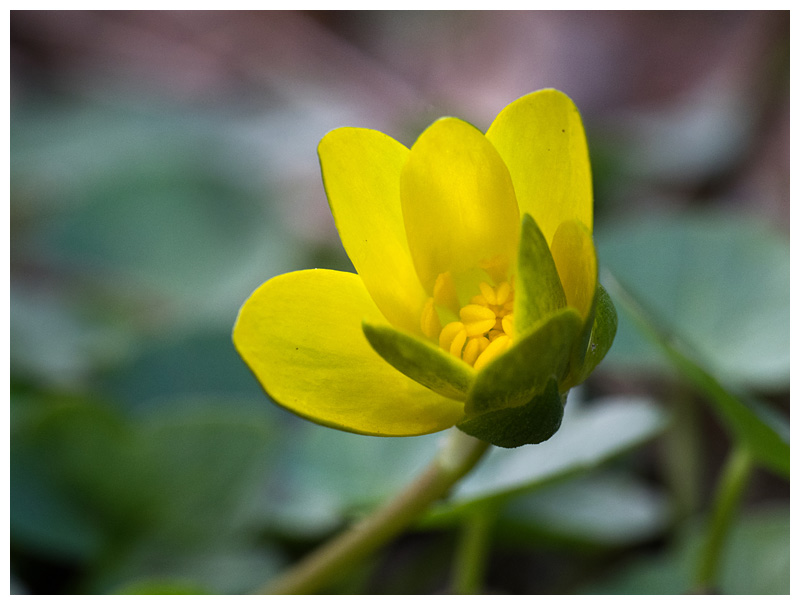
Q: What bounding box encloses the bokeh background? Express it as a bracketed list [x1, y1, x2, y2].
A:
[10, 10, 789, 595]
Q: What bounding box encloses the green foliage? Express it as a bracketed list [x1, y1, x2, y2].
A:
[584, 506, 789, 595]
[597, 213, 789, 390]
[11, 394, 284, 594]
[606, 276, 789, 477]
[114, 579, 210, 595]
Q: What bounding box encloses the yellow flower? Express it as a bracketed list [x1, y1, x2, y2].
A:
[233, 89, 616, 448]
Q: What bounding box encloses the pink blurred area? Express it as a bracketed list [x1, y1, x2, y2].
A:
[11, 10, 789, 234]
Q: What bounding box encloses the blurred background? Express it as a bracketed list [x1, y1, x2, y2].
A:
[10, 10, 789, 595]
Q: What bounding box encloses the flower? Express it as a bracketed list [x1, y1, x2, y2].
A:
[233, 89, 616, 448]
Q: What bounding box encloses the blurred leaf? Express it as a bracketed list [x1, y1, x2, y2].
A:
[605, 275, 789, 478]
[10, 285, 134, 389]
[584, 505, 789, 595]
[11, 101, 301, 337]
[133, 401, 276, 544]
[596, 213, 789, 390]
[99, 545, 283, 596]
[259, 425, 441, 536]
[428, 395, 666, 518]
[114, 579, 210, 595]
[498, 472, 670, 547]
[11, 456, 105, 561]
[98, 330, 268, 412]
[11, 394, 280, 593]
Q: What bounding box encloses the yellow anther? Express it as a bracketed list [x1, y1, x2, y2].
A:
[433, 271, 461, 315]
[474, 334, 511, 371]
[420, 298, 441, 340]
[460, 304, 496, 337]
[479, 254, 510, 284]
[449, 327, 468, 358]
[439, 321, 465, 351]
[462, 336, 489, 366]
[494, 281, 511, 305]
[434, 276, 516, 368]
[478, 282, 497, 305]
[501, 313, 514, 337]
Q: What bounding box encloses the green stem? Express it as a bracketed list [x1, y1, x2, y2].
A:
[258, 429, 491, 595]
[663, 385, 703, 521]
[450, 504, 496, 594]
[693, 446, 754, 593]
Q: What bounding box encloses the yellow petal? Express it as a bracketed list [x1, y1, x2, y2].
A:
[233, 269, 464, 436]
[550, 219, 598, 321]
[319, 128, 429, 335]
[486, 89, 593, 244]
[400, 117, 520, 292]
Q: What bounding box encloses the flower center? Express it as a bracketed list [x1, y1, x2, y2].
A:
[421, 279, 514, 371]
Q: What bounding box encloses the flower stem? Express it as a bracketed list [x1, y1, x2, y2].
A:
[258, 429, 491, 594]
[450, 503, 496, 594]
[693, 446, 754, 593]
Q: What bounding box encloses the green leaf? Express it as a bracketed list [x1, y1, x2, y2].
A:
[515, 213, 566, 335]
[362, 321, 473, 400]
[597, 214, 789, 390]
[11, 457, 105, 561]
[260, 426, 441, 535]
[114, 579, 210, 595]
[605, 275, 789, 478]
[11, 394, 282, 593]
[498, 472, 670, 547]
[562, 283, 618, 389]
[457, 379, 565, 448]
[584, 505, 789, 595]
[465, 307, 582, 416]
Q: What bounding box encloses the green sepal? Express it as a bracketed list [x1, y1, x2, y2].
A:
[515, 213, 567, 336]
[465, 307, 582, 416]
[562, 283, 618, 389]
[457, 379, 566, 448]
[362, 320, 474, 401]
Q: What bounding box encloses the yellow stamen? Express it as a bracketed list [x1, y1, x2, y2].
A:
[494, 281, 511, 305]
[431, 277, 517, 368]
[478, 282, 497, 305]
[460, 304, 497, 337]
[433, 271, 460, 315]
[439, 321, 465, 351]
[420, 298, 441, 340]
[449, 327, 468, 357]
[474, 333, 511, 371]
[462, 336, 489, 366]
[501, 313, 514, 337]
